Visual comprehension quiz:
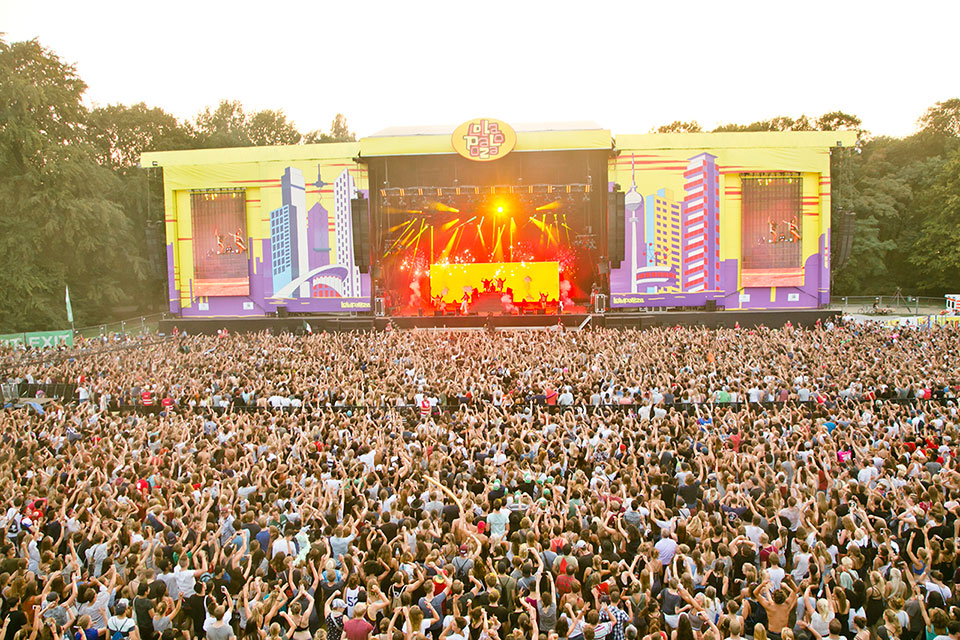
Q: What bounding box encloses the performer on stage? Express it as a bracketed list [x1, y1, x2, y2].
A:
[495, 277, 506, 292]
[481, 278, 493, 292]
[460, 291, 470, 315]
[768, 219, 778, 244]
[785, 217, 800, 242]
[215, 230, 226, 254]
[232, 228, 247, 253]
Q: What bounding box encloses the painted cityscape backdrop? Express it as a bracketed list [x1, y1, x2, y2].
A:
[267, 166, 369, 303]
[610, 153, 721, 297]
[173, 164, 371, 317]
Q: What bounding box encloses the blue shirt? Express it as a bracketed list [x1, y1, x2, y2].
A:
[256, 530, 271, 554]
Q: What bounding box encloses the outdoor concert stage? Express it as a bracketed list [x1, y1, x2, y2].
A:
[158, 308, 839, 335]
[142, 120, 856, 326]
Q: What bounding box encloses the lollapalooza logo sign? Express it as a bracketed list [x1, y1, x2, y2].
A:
[451, 118, 517, 162]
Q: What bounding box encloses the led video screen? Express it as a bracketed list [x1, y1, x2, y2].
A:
[741, 175, 803, 287]
[430, 261, 560, 304]
[191, 191, 250, 297]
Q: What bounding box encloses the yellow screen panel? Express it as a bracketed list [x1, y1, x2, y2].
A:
[429, 262, 560, 303]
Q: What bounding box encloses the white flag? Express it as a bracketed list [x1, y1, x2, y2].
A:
[65, 285, 74, 323]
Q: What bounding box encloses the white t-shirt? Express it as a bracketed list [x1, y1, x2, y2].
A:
[486, 510, 509, 537]
[173, 566, 197, 598]
[359, 450, 376, 472]
[271, 537, 296, 558]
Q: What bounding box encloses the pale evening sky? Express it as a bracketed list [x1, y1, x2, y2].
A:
[3, 0, 957, 140]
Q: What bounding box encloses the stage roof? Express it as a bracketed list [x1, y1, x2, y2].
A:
[368, 121, 606, 137]
[140, 129, 856, 168]
[359, 121, 612, 157]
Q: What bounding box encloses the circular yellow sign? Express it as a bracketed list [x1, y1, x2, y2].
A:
[451, 118, 517, 162]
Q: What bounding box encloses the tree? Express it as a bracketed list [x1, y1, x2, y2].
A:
[304, 113, 357, 143]
[329, 113, 355, 141]
[652, 120, 702, 133]
[194, 99, 251, 147]
[917, 98, 960, 138]
[87, 102, 194, 167]
[908, 145, 960, 290]
[193, 101, 308, 147]
[817, 111, 863, 134]
[713, 114, 819, 132]
[0, 38, 145, 332]
[247, 109, 302, 146]
[832, 216, 897, 293]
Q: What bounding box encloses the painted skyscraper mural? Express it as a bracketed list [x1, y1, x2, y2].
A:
[268, 167, 370, 303]
[610, 152, 721, 297]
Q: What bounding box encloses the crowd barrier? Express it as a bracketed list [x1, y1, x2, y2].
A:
[0, 383, 78, 403]
[95, 396, 954, 417]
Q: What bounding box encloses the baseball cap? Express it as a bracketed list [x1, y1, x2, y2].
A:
[332, 598, 347, 610]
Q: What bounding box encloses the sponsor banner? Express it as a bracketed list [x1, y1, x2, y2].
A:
[0, 330, 73, 348]
[337, 299, 371, 311]
[610, 291, 724, 308]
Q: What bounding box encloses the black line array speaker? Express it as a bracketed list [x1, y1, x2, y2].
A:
[705, 300, 717, 312]
[277, 306, 289, 318]
[351, 196, 370, 273]
[607, 190, 625, 266]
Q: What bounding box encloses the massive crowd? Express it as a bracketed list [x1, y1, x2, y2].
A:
[0, 321, 958, 640]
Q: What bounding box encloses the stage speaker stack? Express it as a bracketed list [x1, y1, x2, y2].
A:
[277, 306, 289, 318]
[375, 297, 385, 317]
[705, 300, 717, 312]
[351, 196, 370, 273]
[607, 190, 626, 267]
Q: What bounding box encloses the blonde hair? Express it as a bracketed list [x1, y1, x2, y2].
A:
[817, 598, 830, 617]
[882, 610, 901, 636]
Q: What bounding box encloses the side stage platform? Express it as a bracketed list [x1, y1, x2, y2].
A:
[159, 308, 839, 335]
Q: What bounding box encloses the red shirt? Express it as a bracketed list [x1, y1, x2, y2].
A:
[342, 618, 373, 640]
[557, 573, 576, 595]
[141, 391, 154, 406]
[729, 431, 742, 452]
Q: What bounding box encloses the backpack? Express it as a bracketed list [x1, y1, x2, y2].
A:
[109, 619, 133, 640]
[389, 585, 403, 611]
[498, 575, 516, 609]
[452, 557, 471, 580]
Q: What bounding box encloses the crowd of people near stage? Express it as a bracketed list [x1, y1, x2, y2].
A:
[0, 321, 958, 640]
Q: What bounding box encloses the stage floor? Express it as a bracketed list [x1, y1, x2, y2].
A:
[159, 308, 838, 335]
